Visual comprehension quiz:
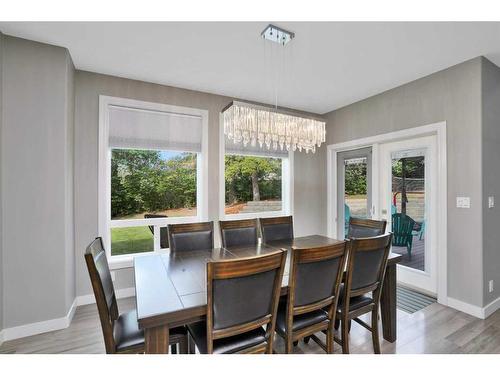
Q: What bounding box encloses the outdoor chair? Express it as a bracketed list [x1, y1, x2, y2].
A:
[392, 213, 416, 259]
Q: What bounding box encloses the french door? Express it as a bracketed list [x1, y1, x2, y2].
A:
[336, 147, 373, 238]
[379, 136, 438, 295]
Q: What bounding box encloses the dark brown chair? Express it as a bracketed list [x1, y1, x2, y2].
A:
[335, 233, 393, 354]
[259, 216, 294, 243]
[348, 217, 387, 239]
[187, 251, 287, 354]
[85, 237, 187, 353]
[219, 219, 258, 248]
[167, 222, 214, 252]
[275, 242, 348, 354]
[144, 213, 168, 249]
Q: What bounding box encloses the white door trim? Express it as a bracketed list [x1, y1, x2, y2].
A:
[327, 121, 448, 305]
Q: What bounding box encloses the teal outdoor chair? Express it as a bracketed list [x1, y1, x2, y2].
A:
[392, 213, 416, 259]
[344, 204, 351, 237]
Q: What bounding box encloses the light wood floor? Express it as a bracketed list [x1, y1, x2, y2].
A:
[1, 297, 500, 354]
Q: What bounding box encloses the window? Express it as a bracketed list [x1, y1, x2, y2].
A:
[221, 123, 292, 218]
[99, 96, 208, 264]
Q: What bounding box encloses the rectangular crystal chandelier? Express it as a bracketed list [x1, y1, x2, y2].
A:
[222, 101, 326, 154]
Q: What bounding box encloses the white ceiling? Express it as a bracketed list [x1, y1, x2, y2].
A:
[1, 22, 500, 114]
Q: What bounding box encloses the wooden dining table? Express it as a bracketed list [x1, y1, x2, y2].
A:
[134, 235, 402, 353]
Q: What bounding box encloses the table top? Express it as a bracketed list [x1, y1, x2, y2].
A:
[134, 235, 402, 329]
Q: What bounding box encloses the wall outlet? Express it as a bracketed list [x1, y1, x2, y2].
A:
[456, 196, 471, 208]
[111, 271, 116, 282]
[488, 196, 495, 208]
[489, 280, 494, 293]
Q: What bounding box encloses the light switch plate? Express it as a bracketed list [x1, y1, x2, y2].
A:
[456, 197, 471, 208]
[489, 196, 495, 208]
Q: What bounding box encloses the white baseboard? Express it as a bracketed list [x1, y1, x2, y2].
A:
[447, 297, 485, 319]
[483, 296, 500, 319]
[75, 287, 135, 306]
[2, 299, 77, 342]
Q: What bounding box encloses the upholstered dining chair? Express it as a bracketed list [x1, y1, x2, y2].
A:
[275, 242, 348, 354]
[187, 251, 287, 354]
[144, 213, 169, 249]
[219, 219, 259, 248]
[84, 237, 187, 353]
[259, 216, 294, 243]
[167, 221, 214, 252]
[348, 217, 387, 239]
[335, 233, 393, 354]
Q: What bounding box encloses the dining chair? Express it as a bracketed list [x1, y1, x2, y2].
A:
[167, 221, 214, 252]
[275, 242, 348, 354]
[219, 218, 258, 248]
[144, 213, 168, 248]
[259, 215, 294, 243]
[187, 251, 287, 354]
[84, 237, 188, 353]
[348, 217, 387, 239]
[335, 233, 393, 354]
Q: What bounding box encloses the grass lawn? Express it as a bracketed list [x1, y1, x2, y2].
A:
[111, 226, 154, 256]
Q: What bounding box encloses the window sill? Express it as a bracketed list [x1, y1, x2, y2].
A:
[107, 249, 169, 270]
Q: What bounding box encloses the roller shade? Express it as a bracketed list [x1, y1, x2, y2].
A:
[225, 137, 289, 158]
[108, 105, 203, 152]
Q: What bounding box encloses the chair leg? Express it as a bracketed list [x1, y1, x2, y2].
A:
[285, 336, 294, 354]
[171, 344, 177, 354]
[179, 335, 189, 354]
[341, 317, 350, 354]
[303, 336, 311, 344]
[371, 310, 381, 354]
[334, 319, 340, 330]
[326, 325, 334, 354]
[188, 334, 196, 354]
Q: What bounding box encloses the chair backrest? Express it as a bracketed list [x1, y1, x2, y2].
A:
[219, 219, 258, 248]
[344, 233, 393, 305]
[391, 213, 415, 245]
[206, 251, 287, 353]
[84, 237, 118, 353]
[259, 216, 294, 243]
[348, 217, 387, 239]
[168, 222, 214, 252]
[144, 213, 168, 248]
[287, 242, 348, 324]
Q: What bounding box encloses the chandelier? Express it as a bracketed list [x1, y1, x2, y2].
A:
[223, 101, 325, 153]
[222, 24, 326, 154]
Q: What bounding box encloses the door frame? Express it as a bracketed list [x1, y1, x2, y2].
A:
[326, 121, 447, 305]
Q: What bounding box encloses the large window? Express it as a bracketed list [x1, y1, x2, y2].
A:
[99, 96, 207, 264]
[221, 126, 292, 218]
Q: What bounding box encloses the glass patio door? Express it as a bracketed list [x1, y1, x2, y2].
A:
[337, 147, 373, 238]
[379, 136, 437, 295]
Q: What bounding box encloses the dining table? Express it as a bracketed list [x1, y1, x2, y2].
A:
[134, 234, 402, 353]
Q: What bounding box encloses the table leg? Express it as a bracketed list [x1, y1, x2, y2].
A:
[145, 325, 170, 354]
[380, 263, 397, 342]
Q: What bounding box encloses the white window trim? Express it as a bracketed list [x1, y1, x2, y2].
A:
[98, 95, 208, 269]
[218, 115, 294, 221]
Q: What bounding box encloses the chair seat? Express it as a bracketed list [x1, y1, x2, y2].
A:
[275, 302, 329, 336]
[187, 321, 267, 354]
[113, 310, 186, 352]
[336, 285, 373, 312]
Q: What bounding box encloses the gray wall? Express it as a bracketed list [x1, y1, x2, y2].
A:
[1, 36, 75, 328]
[324, 57, 484, 308]
[481, 58, 500, 306]
[74, 70, 327, 297]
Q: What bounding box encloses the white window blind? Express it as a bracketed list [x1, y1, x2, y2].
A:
[225, 137, 289, 158]
[109, 105, 203, 152]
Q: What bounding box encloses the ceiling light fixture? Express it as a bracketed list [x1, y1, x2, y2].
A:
[222, 24, 326, 154]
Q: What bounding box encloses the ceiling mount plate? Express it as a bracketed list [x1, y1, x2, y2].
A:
[261, 24, 295, 46]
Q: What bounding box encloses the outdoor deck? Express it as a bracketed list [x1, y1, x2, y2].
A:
[392, 237, 425, 271]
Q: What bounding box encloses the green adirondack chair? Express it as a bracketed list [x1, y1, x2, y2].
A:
[344, 204, 351, 237]
[392, 213, 416, 259]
